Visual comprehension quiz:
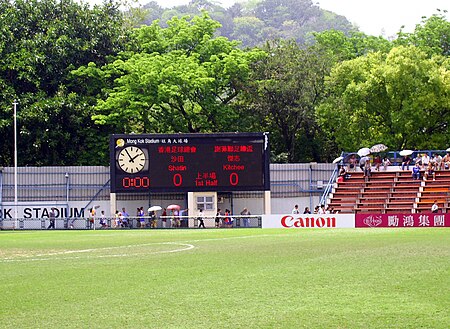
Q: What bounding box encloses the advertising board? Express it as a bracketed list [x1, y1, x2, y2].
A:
[355, 213, 450, 228]
[262, 214, 355, 228]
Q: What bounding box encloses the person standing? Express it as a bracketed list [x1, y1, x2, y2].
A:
[99, 210, 108, 228]
[431, 200, 439, 213]
[47, 207, 56, 229]
[197, 209, 205, 228]
[240, 207, 251, 227]
[138, 207, 145, 228]
[89, 208, 95, 229]
[161, 208, 167, 228]
[121, 207, 129, 227]
[292, 205, 300, 214]
[215, 209, 221, 228]
[150, 211, 157, 228]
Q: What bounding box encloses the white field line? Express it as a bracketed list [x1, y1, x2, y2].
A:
[0, 242, 195, 263]
[0, 233, 290, 263]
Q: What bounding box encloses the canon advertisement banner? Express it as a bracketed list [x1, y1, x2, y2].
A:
[356, 213, 450, 228]
[262, 214, 355, 229]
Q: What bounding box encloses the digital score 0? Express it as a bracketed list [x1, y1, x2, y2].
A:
[110, 133, 270, 193]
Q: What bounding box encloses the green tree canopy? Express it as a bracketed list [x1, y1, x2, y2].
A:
[73, 13, 265, 135]
[0, 0, 130, 166]
[241, 39, 332, 162]
[317, 45, 450, 151]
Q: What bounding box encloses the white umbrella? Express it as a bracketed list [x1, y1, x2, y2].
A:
[167, 204, 181, 211]
[148, 206, 162, 212]
[357, 147, 371, 157]
[399, 150, 413, 156]
[370, 144, 388, 153]
[332, 156, 344, 164]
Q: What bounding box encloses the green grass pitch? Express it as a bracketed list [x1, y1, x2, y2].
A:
[1, 228, 449, 328]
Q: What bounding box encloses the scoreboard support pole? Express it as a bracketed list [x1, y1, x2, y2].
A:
[264, 190, 271, 215]
[110, 193, 117, 220]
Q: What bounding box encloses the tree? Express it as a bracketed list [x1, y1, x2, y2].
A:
[241, 39, 332, 162]
[395, 13, 450, 57]
[317, 46, 450, 151]
[74, 13, 264, 135]
[0, 0, 131, 166]
[312, 30, 393, 62]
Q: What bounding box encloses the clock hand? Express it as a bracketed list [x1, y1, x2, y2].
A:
[125, 149, 135, 163]
[129, 153, 143, 162]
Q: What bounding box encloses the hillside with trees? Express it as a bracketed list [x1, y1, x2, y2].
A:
[142, 0, 355, 47]
[0, 0, 449, 167]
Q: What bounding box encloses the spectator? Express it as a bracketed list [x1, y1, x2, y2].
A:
[150, 210, 157, 228]
[215, 209, 221, 228]
[292, 204, 300, 214]
[138, 207, 145, 228]
[431, 153, 442, 170]
[363, 159, 372, 179]
[443, 152, 450, 170]
[347, 154, 357, 172]
[161, 208, 167, 228]
[121, 207, 129, 227]
[373, 155, 382, 171]
[303, 207, 311, 214]
[114, 210, 120, 228]
[47, 207, 56, 229]
[359, 156, 367, 172]
[99, 210, 108, 228]
[401, 155, 411, 171]
[224, 209, 233, 228]
[318, 205, 326, 214]
[421, 153, 430, 169]
[240, 207, 251, 227]
[431, 200, 439, 213]
[337, 166, 350, 182]
[424, 163, 436, 181]
[89, 208, 95, 229]
[197, 209, 205, 228]
[382, 157, 391, 170]
[412, 163, 421, 180]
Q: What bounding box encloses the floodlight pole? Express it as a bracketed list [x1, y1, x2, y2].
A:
[13, 100, 18, 229]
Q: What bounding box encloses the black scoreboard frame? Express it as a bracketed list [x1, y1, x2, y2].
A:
[110, 132, 270, 193]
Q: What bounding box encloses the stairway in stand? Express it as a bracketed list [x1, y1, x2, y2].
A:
[327, 169, 450, 214]
[415, 170, 450, 213]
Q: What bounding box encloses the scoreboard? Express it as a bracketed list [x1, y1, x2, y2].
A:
[110, 133, 270, 193]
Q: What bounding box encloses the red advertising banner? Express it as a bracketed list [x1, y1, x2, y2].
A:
[355, 213, 450, 228]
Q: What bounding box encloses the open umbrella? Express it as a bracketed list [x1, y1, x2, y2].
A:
[399, 150, 413, 156]
[166, 204, 181, 211]
[148, 206, 162, 212]
[357, 147, 371, 157]
[332, 156, 344, 164]
[370, 144, 388, 153]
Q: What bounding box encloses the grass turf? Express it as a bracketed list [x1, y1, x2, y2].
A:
[0, 228, 449, 328]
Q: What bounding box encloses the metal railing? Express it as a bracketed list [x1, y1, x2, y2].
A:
[0, 215, 263, 230]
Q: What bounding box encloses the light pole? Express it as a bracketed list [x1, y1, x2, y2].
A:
[65, 172, 70, 228]
[13, 100, 18, 229]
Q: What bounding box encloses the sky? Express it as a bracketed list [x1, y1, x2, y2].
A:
[143, 0, 450, 38]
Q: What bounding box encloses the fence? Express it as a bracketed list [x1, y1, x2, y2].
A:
[0, 215, 263, 230]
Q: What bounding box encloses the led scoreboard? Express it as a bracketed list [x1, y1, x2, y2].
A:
[110, 133, 270, 193]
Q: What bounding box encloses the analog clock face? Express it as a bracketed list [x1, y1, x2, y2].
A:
[117, 146, 146, 173]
